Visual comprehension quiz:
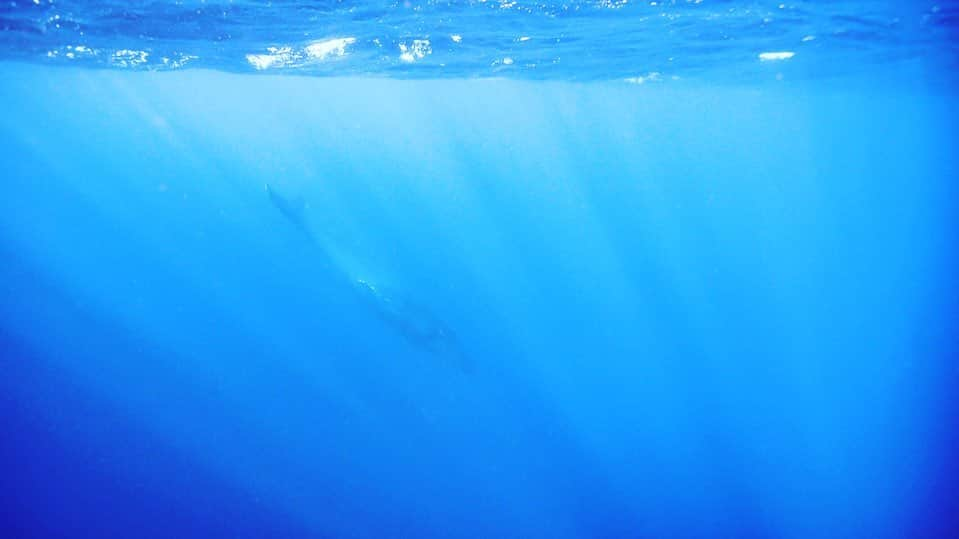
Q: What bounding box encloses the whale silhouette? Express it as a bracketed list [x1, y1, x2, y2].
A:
[265, 184, 472, 372]
[266, 184, 313, 243]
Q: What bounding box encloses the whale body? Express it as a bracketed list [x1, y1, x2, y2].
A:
[266, 184, 471, 372]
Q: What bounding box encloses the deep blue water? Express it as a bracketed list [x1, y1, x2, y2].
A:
[2, 2, 958, 538]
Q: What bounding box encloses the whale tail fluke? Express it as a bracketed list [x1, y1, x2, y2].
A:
[266, 183, 312, 242]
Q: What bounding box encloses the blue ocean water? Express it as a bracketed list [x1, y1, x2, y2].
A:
[1, 1, 958, 538]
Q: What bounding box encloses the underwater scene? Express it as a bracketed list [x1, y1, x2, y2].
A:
[1, 1, 957, 538]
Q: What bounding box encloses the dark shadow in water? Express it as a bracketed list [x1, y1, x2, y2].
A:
[266, 183, 474, 374]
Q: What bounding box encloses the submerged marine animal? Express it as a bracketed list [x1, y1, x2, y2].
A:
[352, 278, 472, 372]
[266, 184, 471, 372]
[265, 184, 314, 242]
